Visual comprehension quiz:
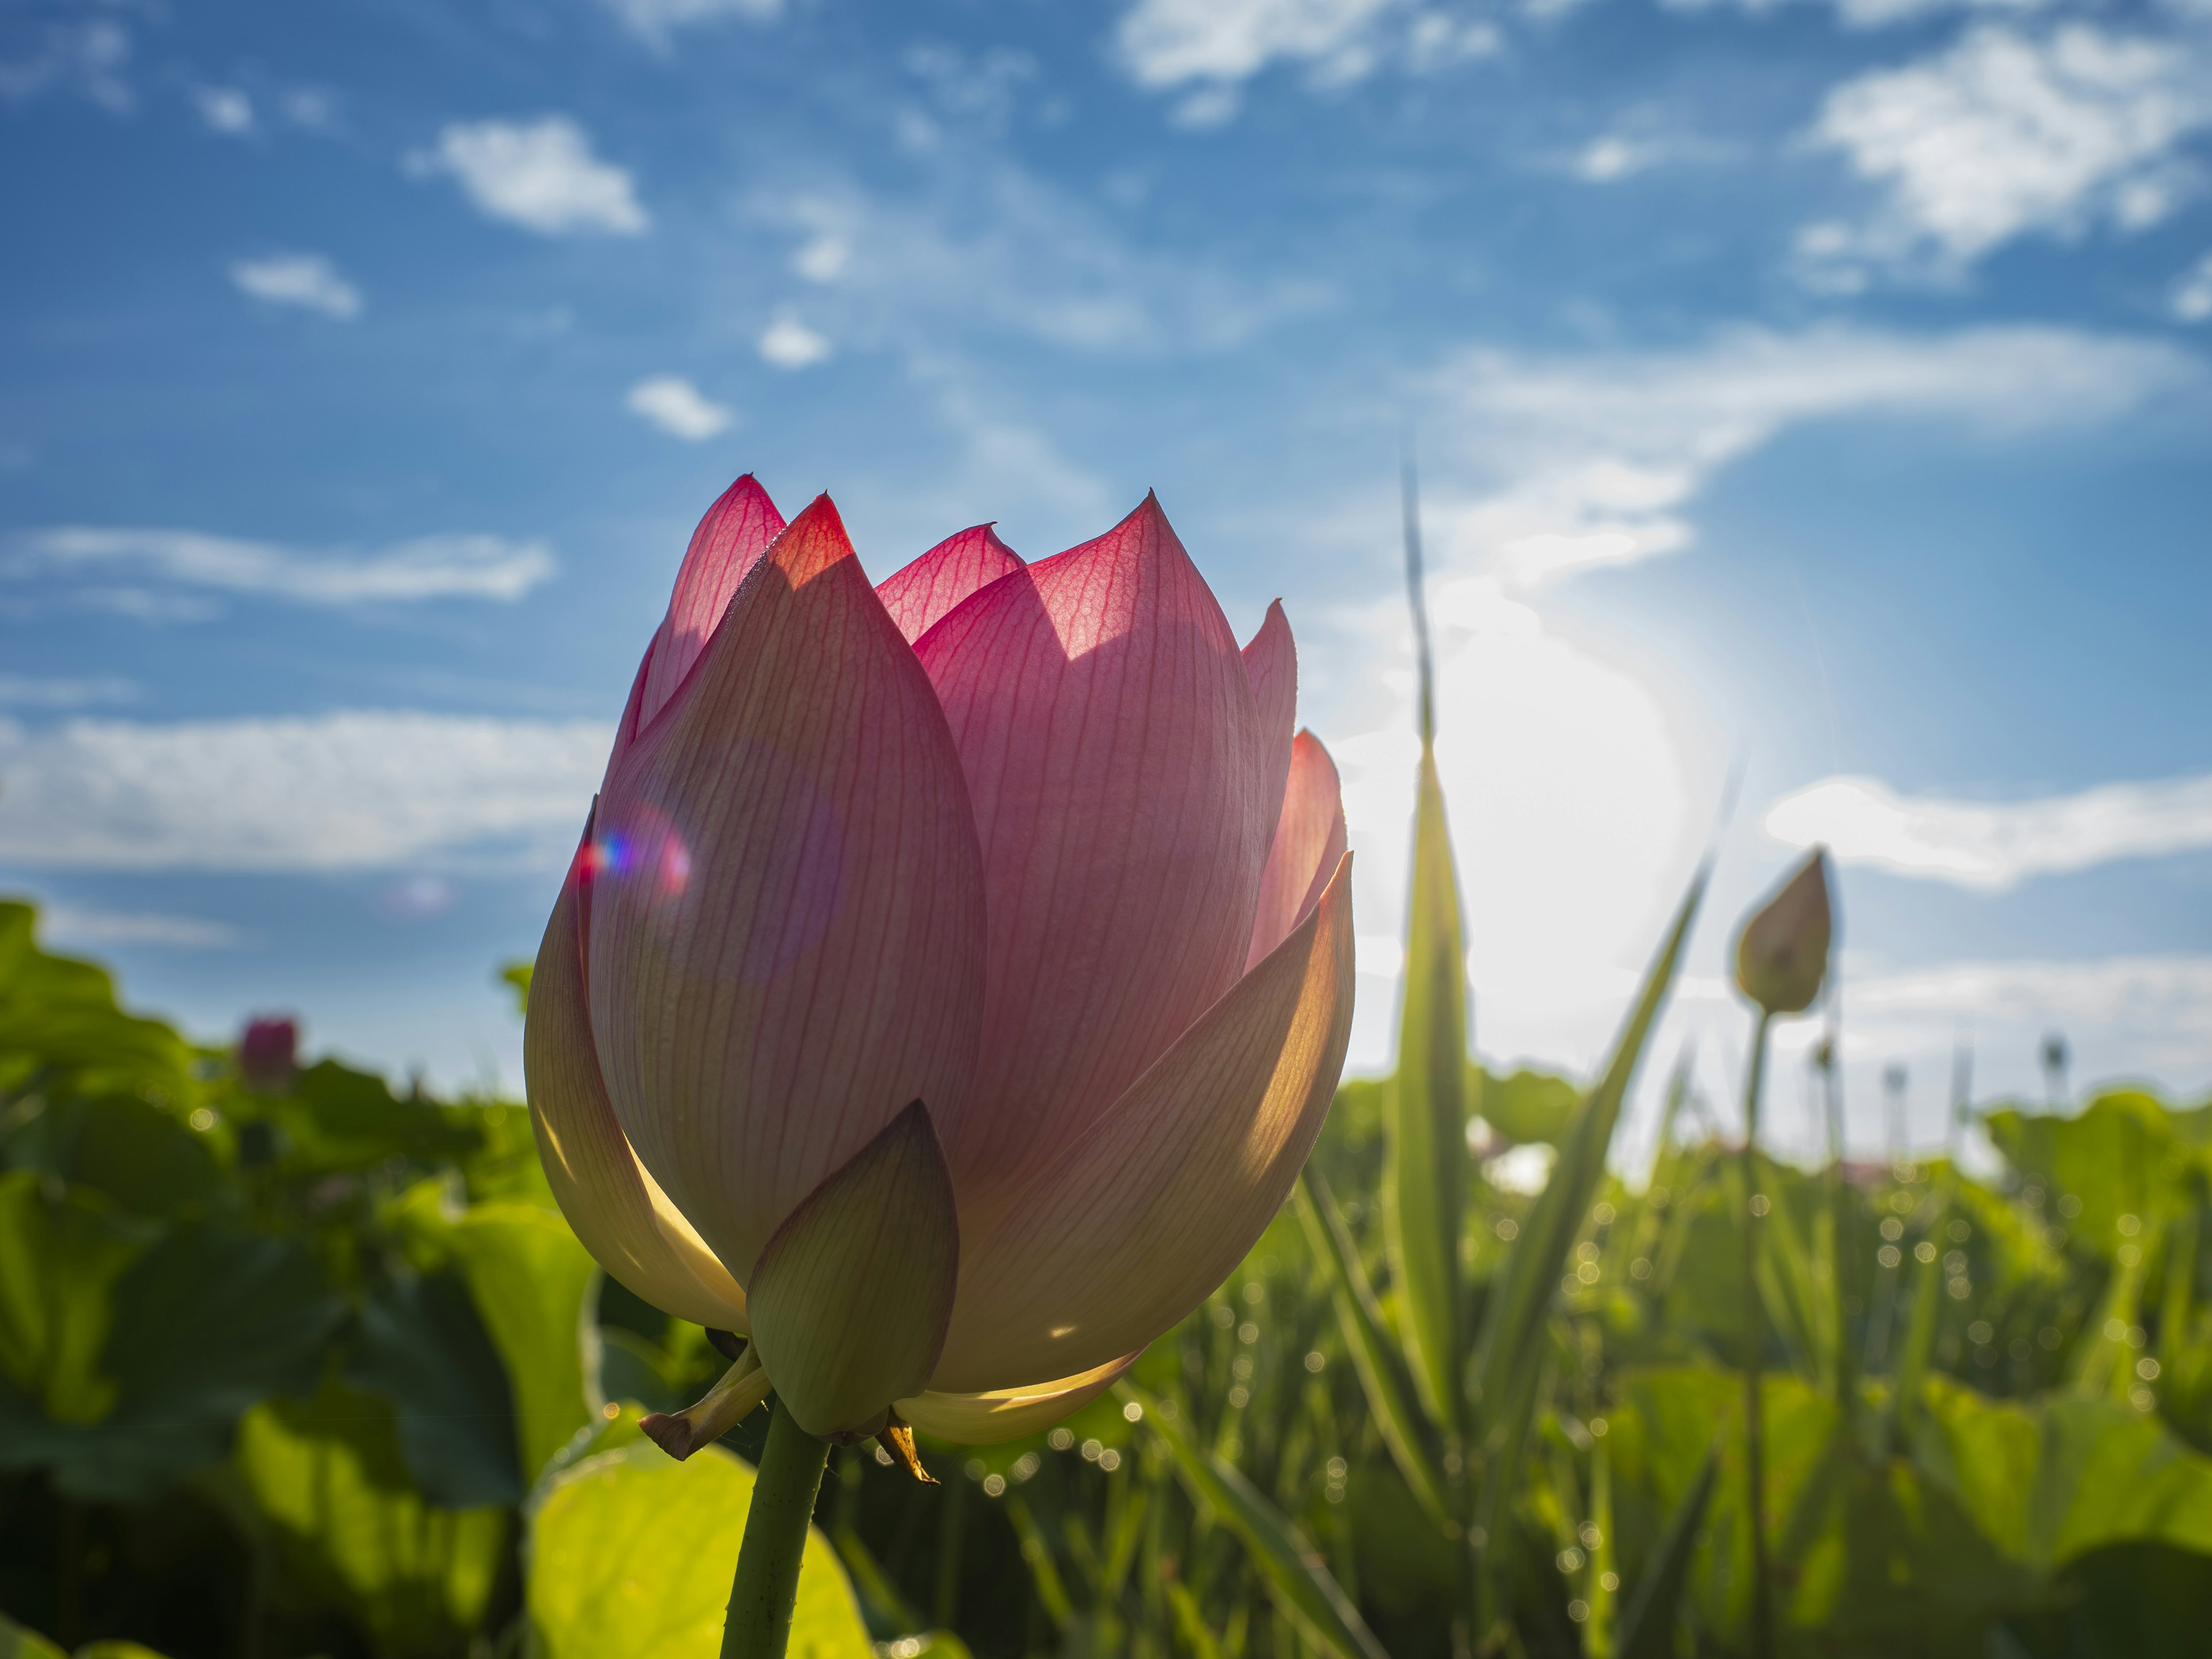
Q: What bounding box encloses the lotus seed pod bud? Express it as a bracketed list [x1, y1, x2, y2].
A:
[1733, 850, 1832, 1016]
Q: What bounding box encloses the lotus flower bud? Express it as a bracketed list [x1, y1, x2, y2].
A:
[237, 1015, 300, 1095]
[1733, 850, 1832, 1017]
[527, 476, 1356, 1445]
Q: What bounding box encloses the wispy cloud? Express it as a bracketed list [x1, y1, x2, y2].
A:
[594, 0, 781, 49]
[1765, 771, 2212, 890]
[751, 168, 1329, 361]
[1416, 324, 2189, 587]
[16, 527, 556, 607]
[1800, 25, 2212, 286]
[1838, 955, 2212, 1100]
[2172, 249, 2212, 322]
[0, 9, 132, 113]
[0, 711, 610, 871]
[0, 675, 136, 708]
[39, 904, 245, 949]
[229, 252, 362, 320]
[1118, 0, 1403, 92]
[410, 116, 648, 237]
[1668, 0, 2063, 32]
[626, 375, 734, 439]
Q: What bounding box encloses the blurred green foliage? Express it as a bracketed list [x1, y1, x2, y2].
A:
[5, 870, 2211, 1659]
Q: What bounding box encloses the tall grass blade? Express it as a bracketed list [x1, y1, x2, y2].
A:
[1124, 1386, 1389, 1659]
[1297, 1167, 1454, 1529]
[1615, 1443, 1720, 1659]
[1473, 863, 1710, 1418]
[1387, 459, 1470, 1431]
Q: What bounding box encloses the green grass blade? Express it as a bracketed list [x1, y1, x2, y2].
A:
[1474, 863, 1710, 1419]
[1298, 1168, 1453, 1529]
[1615, 1442, 1721, 1659]
[1124, 1385, 1389, 1659]
[1881, 1190, 1952, 1452]
[1388, 741, 1471, 1432]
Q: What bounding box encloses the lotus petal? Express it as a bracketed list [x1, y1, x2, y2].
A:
[929, 854, 1355, 1392]
[1245, 730, 1347, 971]
[748, 1102, 961, 1438]
[635, 474, 786, 733]
[524, 844, 750, 1332]
[1241, 601, 1297, 839]
[896, 1351, 1140, 1446]
[877, 524, 1024, 644]
[588, 494, 988, 1281]
[914, 494, 1275, 1207]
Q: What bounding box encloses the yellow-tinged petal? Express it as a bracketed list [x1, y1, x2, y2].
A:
[895, 1351, 1139, 1446]
[748, 1101, 961, 1438]
[1245, 729, 1346, 972]
[929, 854, 1355, 1393]
[525, 852, 750, 1332]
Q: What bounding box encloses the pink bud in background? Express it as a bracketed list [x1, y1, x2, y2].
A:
[527, 474, 1354, 1442]
[237, 1015, 300, 1096]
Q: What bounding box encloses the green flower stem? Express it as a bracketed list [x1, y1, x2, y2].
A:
[1740, 1009, 1774, 1659]
[722, 1397, 832, 1659]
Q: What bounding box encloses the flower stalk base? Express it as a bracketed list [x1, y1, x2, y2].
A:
[721, 1399, 832, 1659]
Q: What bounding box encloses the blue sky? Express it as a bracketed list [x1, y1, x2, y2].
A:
[4, 0, 2210, 1162]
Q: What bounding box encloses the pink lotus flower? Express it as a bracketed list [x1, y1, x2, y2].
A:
[237, 1015, 300, 1096]
[526, 475, 1353, 1444]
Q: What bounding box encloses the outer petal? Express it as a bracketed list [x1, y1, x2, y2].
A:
[1245, 730, 1348, 972]
[876, 524, 1024, 644]
[929, 853, 1355, 1393]
[748, 1102, 961, 1438]
[637, 474, 786, 733]
[1241, 600, 1297, 843]
[896, 1352, 1140, 1446]
[588, 494, 988, 1282]
[914, 495, 1275, 1207]
[524, 845, 751, 1333]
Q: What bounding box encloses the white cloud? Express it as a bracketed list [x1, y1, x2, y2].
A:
[1416, 324, 2188, 588]
[1765, 771, 2212, 891]
[194, 84, 253, 134]
[625, 374, 734, 440]
[1805, 26, 2212, 280]
[0, 675, 135, 708]
[758, 309, 833, 369]
[2172, 250, 2212, 321]
[1118, 0, 1405, 89]
[39, 906, 244, 949]
[411, 117, 647, 237]
[17, 527, 555, 607]
[1113, 0, 1494, 111]
[229, 252, 362, 320]
[594, 0, 781, 48]
[0, 711, 609, 871]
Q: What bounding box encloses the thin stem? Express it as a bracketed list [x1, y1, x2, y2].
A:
[1740, 1010, 1773, 1659]
[722, 1399, 832, 1659]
